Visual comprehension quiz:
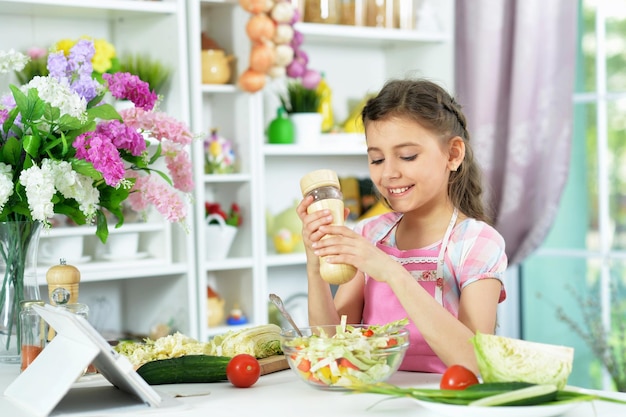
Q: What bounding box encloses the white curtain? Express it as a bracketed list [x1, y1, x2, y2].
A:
[455, 0, 578, 266]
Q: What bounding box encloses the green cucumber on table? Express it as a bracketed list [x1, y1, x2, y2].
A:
[137, 355, 231, 385]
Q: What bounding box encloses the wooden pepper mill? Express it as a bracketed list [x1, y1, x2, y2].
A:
[46, 258, 81, 339]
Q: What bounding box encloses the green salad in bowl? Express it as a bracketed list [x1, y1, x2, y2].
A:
[281, 318, 409, 389]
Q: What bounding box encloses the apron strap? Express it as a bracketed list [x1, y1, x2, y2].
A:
[434, 207, 458, 304]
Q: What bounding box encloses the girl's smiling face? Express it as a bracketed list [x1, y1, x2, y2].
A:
[366, 116, 459, 215]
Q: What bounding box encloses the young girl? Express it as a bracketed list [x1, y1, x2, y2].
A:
[296, 78, 507, 374]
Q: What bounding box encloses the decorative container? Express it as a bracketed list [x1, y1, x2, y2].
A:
[290, 112, 323, 145]
[205, 214, 237, 260]
[201, 49, 234, 84]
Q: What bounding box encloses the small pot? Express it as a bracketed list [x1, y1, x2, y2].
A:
[202, 49, 234, 84]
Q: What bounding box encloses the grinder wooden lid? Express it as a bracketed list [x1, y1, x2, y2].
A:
[300, 169, 340, 196]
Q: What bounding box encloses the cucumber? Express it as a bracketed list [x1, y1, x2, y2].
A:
[136, 355, 231, 385]
[469, 384, 558, 407]
[465, 381, 535, 392]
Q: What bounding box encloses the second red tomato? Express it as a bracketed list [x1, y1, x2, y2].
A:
[439, 364, 479, 390]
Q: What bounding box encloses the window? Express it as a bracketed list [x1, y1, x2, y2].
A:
[521, 0, 626, 390]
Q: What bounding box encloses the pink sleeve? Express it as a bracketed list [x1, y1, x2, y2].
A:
[447, 220, 508, 302]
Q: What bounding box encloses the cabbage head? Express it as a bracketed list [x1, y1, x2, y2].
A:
[471, 332, 574, 390]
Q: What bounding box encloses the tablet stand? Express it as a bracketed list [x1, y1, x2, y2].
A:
[4, 304, 165, 417]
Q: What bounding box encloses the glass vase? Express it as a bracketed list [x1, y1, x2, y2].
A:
[0, 221, 43, 363]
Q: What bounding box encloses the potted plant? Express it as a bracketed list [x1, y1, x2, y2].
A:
[278, 78, 323, 144]
[279, 80, 321, 114]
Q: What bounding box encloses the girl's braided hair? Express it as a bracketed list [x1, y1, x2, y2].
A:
[361, 78, 491, 224]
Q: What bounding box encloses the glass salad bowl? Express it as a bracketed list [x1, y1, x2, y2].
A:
[280, 323, 409, 390]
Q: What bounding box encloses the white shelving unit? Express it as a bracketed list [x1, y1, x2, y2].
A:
[187, 0, 266, 339]
[188, 0, 455, 337]
[0, 0, 196, 340]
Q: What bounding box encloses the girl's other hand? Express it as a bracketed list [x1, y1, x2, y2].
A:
[297, 196, 334, 252]
[313, 225, 397, 283]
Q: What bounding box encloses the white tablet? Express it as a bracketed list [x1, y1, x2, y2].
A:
[4, 304, 165, 416]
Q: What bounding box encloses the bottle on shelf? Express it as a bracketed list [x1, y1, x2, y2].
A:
[316, 73, 334, 133]
[267, 106, 295, 144]
[45, 258, 81, 340]
[300, 169, 357, 285]
[366, 0, 395, 28]
[304, 0, 341, 24]
[340, 0, 367, 26]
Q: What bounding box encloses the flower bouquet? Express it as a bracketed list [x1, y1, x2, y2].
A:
[0, 39, 194, 361]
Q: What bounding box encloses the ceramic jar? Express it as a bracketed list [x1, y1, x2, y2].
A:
[201, 49, 233, 84]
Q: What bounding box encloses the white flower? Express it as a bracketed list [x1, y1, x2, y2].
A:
[0, 162, 14, 213]
[24, 76, 88, 121]
[19, 163, 56, 224]
[50, 160, 100, 222]
[0, 49, 28, 74]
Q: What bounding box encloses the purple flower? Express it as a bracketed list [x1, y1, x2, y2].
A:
[102, 72, 157, 111]
[46, 51, 67, 80]
[46, 41, 99, 103]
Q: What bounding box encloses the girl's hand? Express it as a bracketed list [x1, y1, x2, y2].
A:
[311, 224, 397, 283]
[297, 196, 335, 255]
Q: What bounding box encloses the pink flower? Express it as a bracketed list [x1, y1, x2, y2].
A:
[27, 47, 47, 59]
[120, 107, 193, 145]
[102, 72, 157, 111]
[163, 141, 194, 193]
[73, 129, 126, 186]
[127, 173, 187, 223]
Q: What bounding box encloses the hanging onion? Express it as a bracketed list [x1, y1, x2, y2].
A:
[249, 42, 276, 73]
[238, 68, 267, 93]
[246, 13, 276, 42]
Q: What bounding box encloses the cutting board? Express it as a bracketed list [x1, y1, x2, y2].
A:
[259, 355, 289, 375]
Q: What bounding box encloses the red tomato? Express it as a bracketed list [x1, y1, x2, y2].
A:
[226, 354, 261, 388]
[439, 365, 479, 390]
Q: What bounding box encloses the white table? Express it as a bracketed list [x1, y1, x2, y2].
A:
[2, 364, 626, 416]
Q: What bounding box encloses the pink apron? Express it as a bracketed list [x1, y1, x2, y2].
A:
[362, 208, 458, 373]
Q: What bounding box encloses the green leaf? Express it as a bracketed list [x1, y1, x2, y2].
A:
[2, 105, 19, 136]
[20, 87, 46, 121]
[70, 158, 103, 181]
[148, 143, 162, 165]
[9, 85, 28, 112]
[87, 103, 121, 121]
[22, 134, 41, 159]
[56, 113, 86, 131]
[95, 210, 110, 243]
[152, 168, 173, 186]
[1, 136, 23, 167]
[87, 92, 106, 109]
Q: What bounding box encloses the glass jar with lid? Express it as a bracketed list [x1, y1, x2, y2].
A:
[19, 300, 47, 372]
[366, 0, 395, 28]
[340, 0, 367, 26]
[304, 0, 341, 24]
